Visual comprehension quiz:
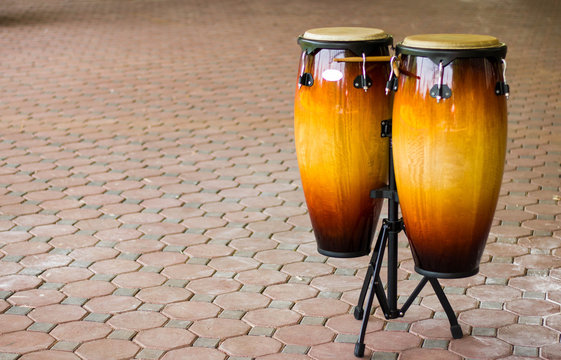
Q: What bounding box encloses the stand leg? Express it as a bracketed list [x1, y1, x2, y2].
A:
[398, 276, 429, 316]
[354, 223, 388, 320]
[428, 278, 463, 339]
[355, 226, 388, 357]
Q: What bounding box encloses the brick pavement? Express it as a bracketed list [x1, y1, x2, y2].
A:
[0, 0, 560, 359]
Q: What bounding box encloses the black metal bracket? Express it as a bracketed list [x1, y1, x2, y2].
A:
[495, 81, 510, 97]
[380, 119, 391, 138]
[299, 73, 314, 87]
[354, 75, 372, 89]
[385, 76, 398, 93]
[430, 84, 452, 100]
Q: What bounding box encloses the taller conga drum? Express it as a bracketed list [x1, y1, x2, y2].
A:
[392, 34, 508, 277]
[294, 27, 393, 257]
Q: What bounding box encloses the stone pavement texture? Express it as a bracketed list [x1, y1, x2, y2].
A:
[0, 0, 560, 359]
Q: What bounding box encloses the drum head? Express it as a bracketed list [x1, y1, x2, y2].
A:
[302, 27, 388, 41]
[298, 27, 392, 56]
[401, 34, 502, 50]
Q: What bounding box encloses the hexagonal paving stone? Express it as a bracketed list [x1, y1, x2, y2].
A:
[61, 280, 116, 298]
[114, 239, 164, 254]
[213, 291, 270, 311]
[134, 327, 196, 350]
[40, 267, 93, 284]
[84, 295, 142, 314]
[28, 304, 87, 323]
[505, 298, 560, 316]
[19, 253, 72, 269]
[399, 348, 462, 360]
[292, 298, 350, 317]
[107, 310, 168, 331]
[236, 269, 288, 286]
[163, 301, 221, 321]
[466, 284, 522, 302]
[208, 256, 260, 272]
[183, 243, 234, 258]
[219, 335, 282, 357]
[0, 331, 54, 354]
[458, 308, 518, 328]
[187, 277, 241, 295]
[112, 272, 166, 288]
[50, 321, 112, 342]
[253, 249, 305, 264]
[309, 342, 372, 360]
[274, 324, 335, 346]
[421, 294, 478, 313]
[135, 286, 192, 304]
[242, 308, 301, 328]
[263, 283, 318, 301]
[75, 339, 140, 360]
[190, 318, 251, 339]
[0, 314, 33, 334]
[89, 259, 141, 274]
[19, 350, 80, 360]
[137, 252, 187, 267]
[8, 289, 65, 307]
[410, 319, 470, 339]
[161, 347, 226, 360]
[0, 274, 42, 292]
[162, 264, 216, 280]
[325, 314, 384, 335]
[497, 323, 559, 347]
[364, 330, 422, 352]
[310, 274, 363, 292]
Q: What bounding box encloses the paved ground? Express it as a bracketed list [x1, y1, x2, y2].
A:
[0, 0, 560, 359]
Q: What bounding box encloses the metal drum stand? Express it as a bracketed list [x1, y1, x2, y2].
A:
[352, 119, 463, 358]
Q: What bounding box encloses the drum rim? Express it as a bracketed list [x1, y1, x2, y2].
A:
[298, 36, 393, 56]
[396, 43, 507, 58]
[395, 43, 507, 66]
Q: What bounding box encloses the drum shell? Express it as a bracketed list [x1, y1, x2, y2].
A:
[392, 55, 507, 277]
[294, 47, 391, 257]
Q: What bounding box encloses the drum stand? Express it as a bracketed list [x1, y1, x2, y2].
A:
[352, 120, 463, 358]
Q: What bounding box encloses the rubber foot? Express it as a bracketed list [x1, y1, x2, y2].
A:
[451, 324, 463, 339]
[354, 342, 365, 358]
[354, 306, 364, 320]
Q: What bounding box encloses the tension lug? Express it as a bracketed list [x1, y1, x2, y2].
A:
[354, 75, 372, 89]
[430, 84, 452, 100]
[299, 73, 314, 87]
[495, 81, 510, 98]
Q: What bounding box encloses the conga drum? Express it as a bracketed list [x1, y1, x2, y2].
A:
[392, 34, 508, 277]
[294, 27, 393, 257]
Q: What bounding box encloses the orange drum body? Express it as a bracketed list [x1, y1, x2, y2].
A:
[294, 28, 392, 257]
[392, 35, 508, 277]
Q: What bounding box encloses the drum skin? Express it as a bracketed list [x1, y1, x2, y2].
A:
[392, 55, 507, 277]
[294, 48, 391, 257]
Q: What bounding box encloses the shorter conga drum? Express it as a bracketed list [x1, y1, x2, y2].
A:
[294, 27, 393, 257]
[392, 34, 508, 277]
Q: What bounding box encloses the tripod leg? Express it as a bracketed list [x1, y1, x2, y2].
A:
[354, 223, 388, 320]
[355, 229, 388, 357]
[428, 278, 463, 339]
[398, 276, 429, 316]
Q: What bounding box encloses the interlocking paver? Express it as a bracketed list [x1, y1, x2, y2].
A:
[0, 0, 559, 359]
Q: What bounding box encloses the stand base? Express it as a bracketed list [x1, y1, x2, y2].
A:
[414, 266, 479, 279]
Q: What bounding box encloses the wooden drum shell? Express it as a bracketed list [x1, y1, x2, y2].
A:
[392, 55, 507, 277]
[294, 48, 391, 258]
